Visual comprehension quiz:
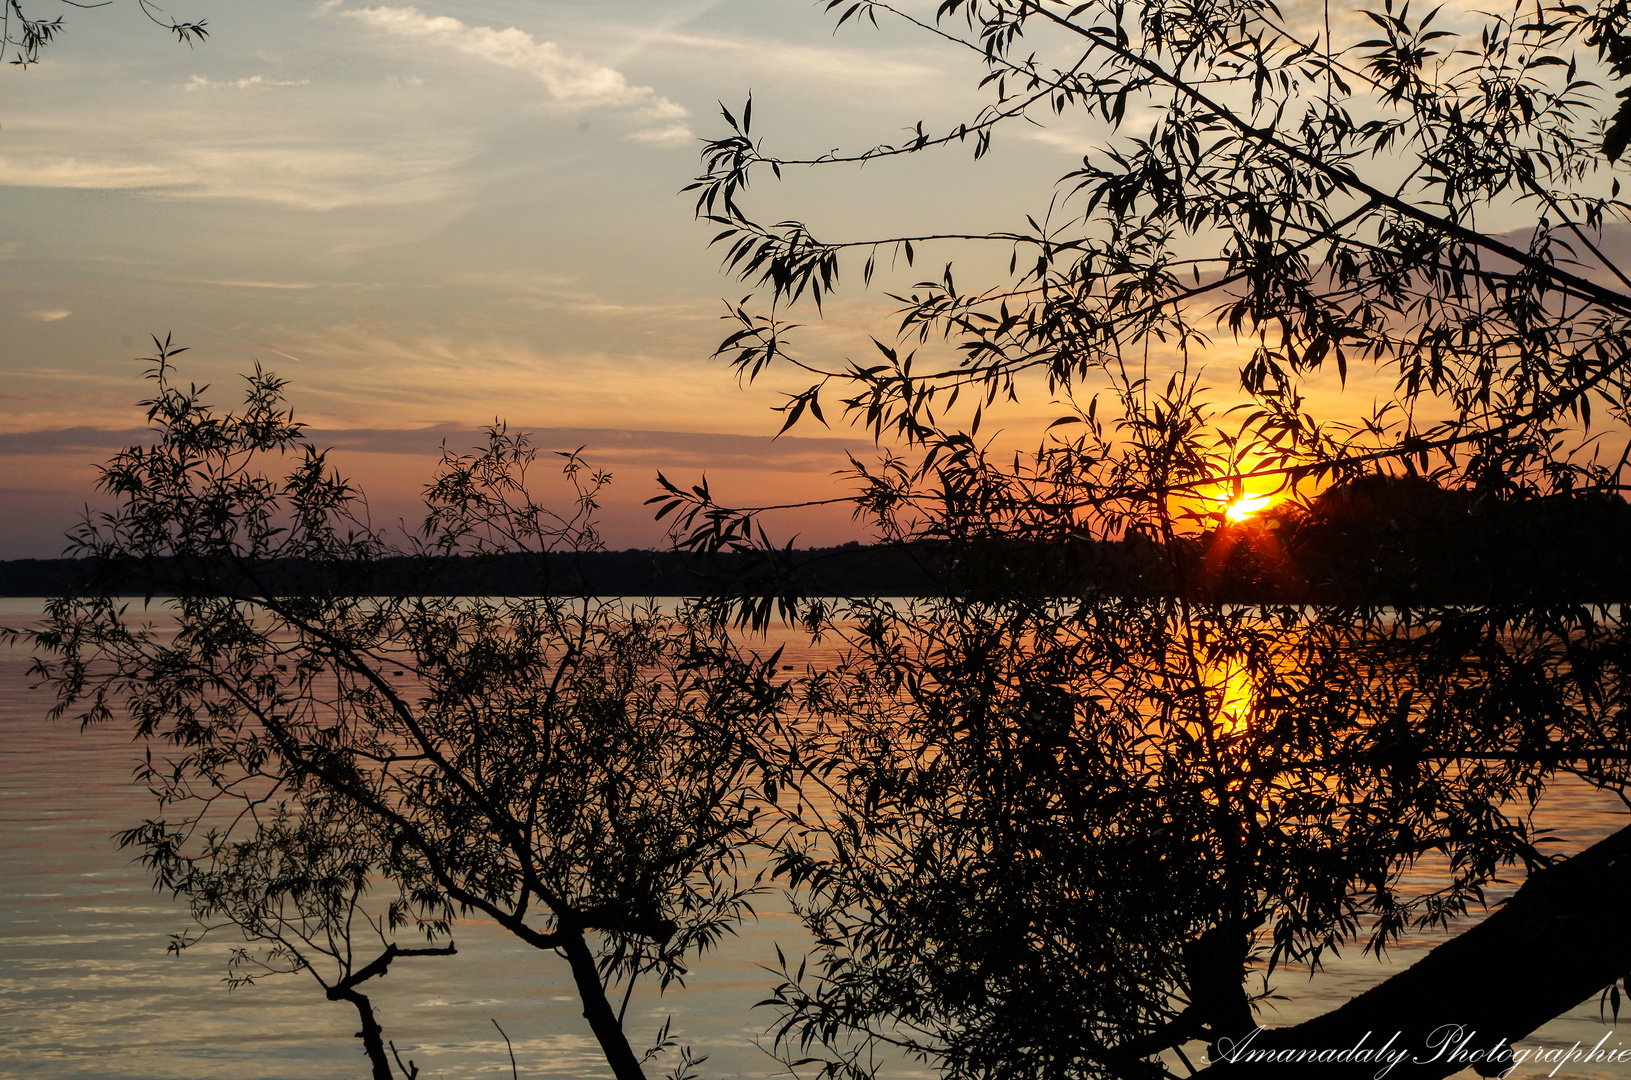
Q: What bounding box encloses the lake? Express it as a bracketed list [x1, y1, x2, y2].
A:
[3, 596, 1629, 1079]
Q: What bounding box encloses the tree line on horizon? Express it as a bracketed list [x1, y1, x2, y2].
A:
[8, 473, 1627, 603]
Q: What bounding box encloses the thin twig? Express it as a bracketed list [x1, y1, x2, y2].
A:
[492, 1019, 520, 1080]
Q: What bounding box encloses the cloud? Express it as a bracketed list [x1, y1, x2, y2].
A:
[0, 427, 152, 455]
[310, 425, 864, 472]
[338, 5, 690, 141]
[203, 280, 324, 290]
[183, 75, 311, 91]
[268, 326, 718, 424]
[645, 30, 941, 94]
[0, 139, 475, 211]
[1016, 127, 1098, 155]
[0, 423, 865, 473]
[625, 123, 691, 147]
[28, 310, 71, 322]
[0, 37, 478, 210]
[0, 154, 176, 191]
[449, 272, 712, 319]
[1012, 107, 1171, 156]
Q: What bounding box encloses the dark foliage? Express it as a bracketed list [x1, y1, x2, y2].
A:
[649, 0, 1631, 1076]
[11, 349, 798, 1080]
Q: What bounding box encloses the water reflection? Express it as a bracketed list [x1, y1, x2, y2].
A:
[3, 597, 1629, 1079]
[1200, 655, 1255, 736]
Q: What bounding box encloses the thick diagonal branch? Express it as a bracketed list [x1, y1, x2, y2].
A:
[1196, 821, 1631, 1077]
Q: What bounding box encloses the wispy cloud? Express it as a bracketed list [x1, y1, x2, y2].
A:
[0, 427, 152, 455]
[229, 325, 779, 433]
[1014, 126, 1100, 156]
[0, 424, 861, 468]
[203, 279, 324, 290]
[645, 30, 940, 95]
[183, 75, 311, 91]
[0, 154, 175, 191]
[0, 138, 475, 211]
[625, 123, 691, 147]
[337, 5, 690, 142]
[454, 272, 712, 319]
[28, 309, 71, 322]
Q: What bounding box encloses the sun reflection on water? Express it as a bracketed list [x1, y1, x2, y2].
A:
[1202, 656, 1256, 735]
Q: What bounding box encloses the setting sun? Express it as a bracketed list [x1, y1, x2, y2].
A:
[1225, 494, 1275, 522]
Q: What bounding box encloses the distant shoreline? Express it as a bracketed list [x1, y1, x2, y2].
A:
[4, 508, 1629, 605]
[0, 546, 938, 600]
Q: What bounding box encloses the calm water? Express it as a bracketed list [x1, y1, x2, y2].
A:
[3, 597, 1628, 1079]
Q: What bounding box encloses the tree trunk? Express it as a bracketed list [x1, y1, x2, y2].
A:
[559, 928, 648, 1080]
[337, 988, 395, 1080]
[1198, 821, 1631, 1077]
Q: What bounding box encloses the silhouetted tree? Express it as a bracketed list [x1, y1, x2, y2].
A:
[19, 342, 797, 1080]
[650, 0, 1631, 1076]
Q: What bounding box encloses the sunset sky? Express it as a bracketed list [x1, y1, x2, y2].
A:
[4, 0, 1601, 560]
[2, 0, 1092, 557]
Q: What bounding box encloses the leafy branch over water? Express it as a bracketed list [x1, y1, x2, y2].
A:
[657, 0, 1631, 1074]
[15, 344, 800, 1080]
